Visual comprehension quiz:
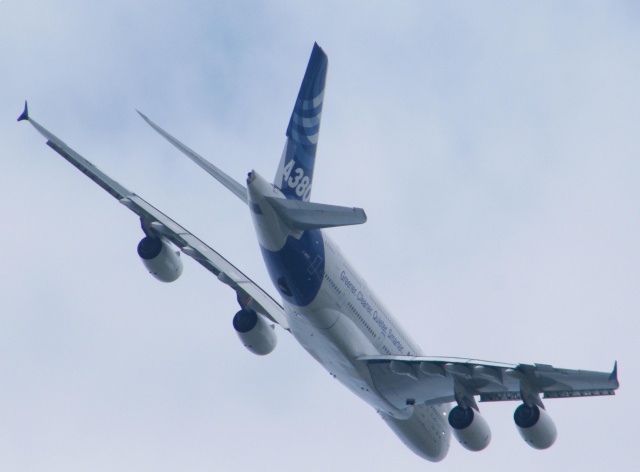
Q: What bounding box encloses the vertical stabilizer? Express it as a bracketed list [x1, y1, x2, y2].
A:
[274, 43, 328, 202]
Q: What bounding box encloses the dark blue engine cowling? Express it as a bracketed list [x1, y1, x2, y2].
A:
[232, 309, 258, 333]
[448, 405, 475, 429]
[514, 404, 541, 428]
[137, 236, 163, 259]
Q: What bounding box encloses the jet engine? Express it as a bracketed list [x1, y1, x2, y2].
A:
[137, 236, 183, 283]
[447, 406, 491, 452]
[514, 403, 557, 450]
[233, 309, 277, 355]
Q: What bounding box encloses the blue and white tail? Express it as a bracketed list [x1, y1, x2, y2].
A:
[274, 43, 328, 202]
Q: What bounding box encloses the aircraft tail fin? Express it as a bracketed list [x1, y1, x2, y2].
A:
[274, 43, 328, 202]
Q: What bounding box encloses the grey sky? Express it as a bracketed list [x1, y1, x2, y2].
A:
[1, 1, 637, 470]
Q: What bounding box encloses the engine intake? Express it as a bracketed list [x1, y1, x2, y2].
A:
[514, 404, 557, 449]
[448, 406, 491, 451]
[233, 309, 277, 355]
[137, 236, 183, 282]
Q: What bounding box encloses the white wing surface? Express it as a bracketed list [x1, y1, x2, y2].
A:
[19, 103, 288, 330]
[358, 355, 618, 409]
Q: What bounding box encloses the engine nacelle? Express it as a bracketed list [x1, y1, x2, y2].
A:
[448, 406, 491, 452]
[137, 236, 183, 283]
[233, 309, 277, 355]
[514, 404, 557, 450]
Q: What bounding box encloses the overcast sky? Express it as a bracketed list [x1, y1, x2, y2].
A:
[1, 1, 638, 471]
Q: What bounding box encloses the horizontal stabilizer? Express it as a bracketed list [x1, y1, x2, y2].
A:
[266, 197, 366, 230]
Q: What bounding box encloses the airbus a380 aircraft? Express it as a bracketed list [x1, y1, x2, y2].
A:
[20, 43, 618, 462]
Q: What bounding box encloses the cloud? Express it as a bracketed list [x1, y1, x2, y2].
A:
[1, 1, 637, 471]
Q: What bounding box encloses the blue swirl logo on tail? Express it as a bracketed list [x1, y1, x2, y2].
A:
[275, 43, 328, 201]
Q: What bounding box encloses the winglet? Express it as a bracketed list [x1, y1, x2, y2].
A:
[609, 361, 618, 384]
[17, 101, 29, 122]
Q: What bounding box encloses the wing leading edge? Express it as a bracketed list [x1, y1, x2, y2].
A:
[136, 111, 248, 204]
[18, 102, 288, 330]
[358, 355, 618, 410]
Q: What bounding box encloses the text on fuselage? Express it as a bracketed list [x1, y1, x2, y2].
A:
[340, 271, 404, 353]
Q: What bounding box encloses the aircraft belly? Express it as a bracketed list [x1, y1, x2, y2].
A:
[285, 303, 393, 410]
[287, 303, 452, 462]
[381, 403, 451, 462]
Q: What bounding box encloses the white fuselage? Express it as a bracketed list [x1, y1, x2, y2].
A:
[285, 233, 418, 413]
[247, 171, 451, 462]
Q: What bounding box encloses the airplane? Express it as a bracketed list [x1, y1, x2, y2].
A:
[19, 43, 618, 462]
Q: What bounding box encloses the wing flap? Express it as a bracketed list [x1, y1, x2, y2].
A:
[358, 355, 618, 409]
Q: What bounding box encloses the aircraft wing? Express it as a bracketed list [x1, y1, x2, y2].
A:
[18, 103, 289, 330]
[358, 355, 618, 409]
[136, 111, 248, 204]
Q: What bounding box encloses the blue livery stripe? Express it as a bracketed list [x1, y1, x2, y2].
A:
[261, 229, 325, 307]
